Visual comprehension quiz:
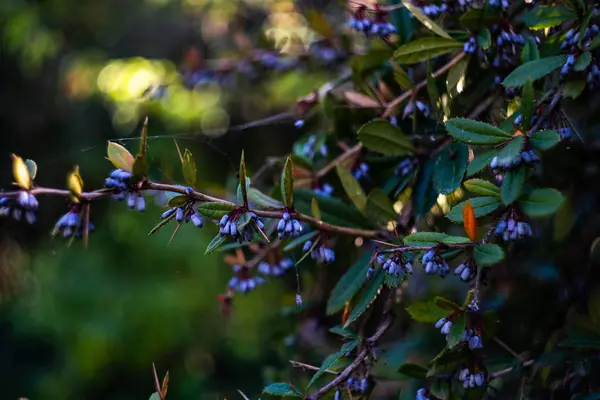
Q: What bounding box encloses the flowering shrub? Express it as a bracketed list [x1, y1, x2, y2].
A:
[5, 0, 600, 399]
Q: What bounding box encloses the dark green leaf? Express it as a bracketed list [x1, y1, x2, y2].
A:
[434, 296, 461, 311]
[263, 383, 304, 397]
[248, 188, 284, 209]
[403, 232, 470, 247]
[502, 56, 568, 88]
[497, 136, 525, 163]
[463, 179, 500, 197]
[574, 52, 591, 72]
[357, 119, 415, 156]
[294, 189, 373, 229]
[329, 325, 359, 339]
[196, 202, 235, 218]
[446, 58, 469, 94]
[406, 300, 450, 323]
[447, 313, 466, 348]
[393, 37, 463, 64]
[521, 37, 540, 63]
[237, 177, 251, 205]
[168, 195, 188, 207]
[148, 212, 175, 235]
[433, 142, 469, 195]
[445, 118, 513, 145]
[412, 156, 438, 217]
[344, 270, 385, 327]
[366, 189, 397, 223]
[336, 165, 367, 213]
[519, 188, 565, 217]
[182, 149, 196, 187]
[205, 234, 228, 255]
[400, 0, 451, 39]
[397, 363, 428, 380]
[467, 149, 499, 176]
[590, 33, 600, 51]
[563, 80, 586, 99]
[283, 231, 318, 252]
[522, 81, 534, 130]
[522, 5, 576, 29]
[391, 61, 413, 89]
[473, 244, 505, 266]
[446, 197, 502, 222]
[501, 166, 526, 205]
[529, 130, 561, 151]
[281, 156, 294, 208]
[326, 252, 372, 315]
[239, 150, 248, 208]
[311, 198, 322, 222]
[307, 340, 359, 388]
[236, 212, 252, 229]
[459, 8, 501, 30]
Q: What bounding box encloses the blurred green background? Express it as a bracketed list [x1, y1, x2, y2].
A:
[0, 0, 344, 398]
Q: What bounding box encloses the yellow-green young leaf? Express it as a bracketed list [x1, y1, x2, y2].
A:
[357, 119, 415, 156]
[25, 159, 37, 180]
[196, 202, 235, 218]
[336, 165, 367, 213]
[281, 156, 294, 207]
[344, 269, 385, 328]
[519, 188, 565, 218]
[182, 149, 196, 188]
[239, 150, 248, 207]
[473, 244, 505, 266]
[107, 141, 135, 172]
[501, 165, 526, 205]
[400, 0, 451, 39]
[11, 154, 31, 190]
[406, 300, 451, 322]
[446, 197, 503, 222]
[67, 165, 84, 203]
[311, 198, 322, 222]
[463, 179, 500, 197]
[445, 118, 513, 145]
[434, 296, 461, 311]
[394, 37, 463, 65]
[502, 55, 568, 88]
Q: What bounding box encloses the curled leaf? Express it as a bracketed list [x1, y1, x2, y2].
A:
[11, 154, 31, 190]
[67, 165, 84, 203]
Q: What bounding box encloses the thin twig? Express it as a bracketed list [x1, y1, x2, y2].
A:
[493, 336, 523, 361]
[316, 143, 364, 178]
[530, 90, 562, 134]
[489, 359, 534, 380]
[290, 361, 338, 375]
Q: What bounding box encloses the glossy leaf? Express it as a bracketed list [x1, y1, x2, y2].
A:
[473, 244, 505, 266]
[501, 166, 526, 205]
[263, 383, 303, 398]
[466, 149, 499, 176]
[392, 61, 413, 89]
[463, 179, 500, 197]
[529, 130, 560, 151]
[344, 269, 385, 327]
[11, 154, 31, 190]
[357, 119, 415, 156]
[406, 300, 450, 323]
[446, 58, 469, 94]
[307, 340, 359, 388]
[433, 142, 469, 195]
[326, 252, 372, 315]
[521, 37, 540, 63]
[435, 296, 461, 311]
[400, 0, 451, 39]
[107, 141, 135, 172]
[281, 156, 294, 207]
[412, 156, 438, 217]
[294, 189, 372, 229]
[445, 118, 513, 145]
[336, 165, 367, 213]
[498, 136, 524, 162]
[519, 188, 565, 217]
[502, 56, 568, 88]
[403, 232, 470, 247]
[446, 197, 503, 222]
[236, 212, 252, 229]
[329, 325, 359, 339]
[196, 202, 235, 218]
[393, 37, 463, 65]
[182, 149, 196, 188]
[574, 52, 591, 72]
[366, 189, 397, 223]
[168, 196, 188, 207]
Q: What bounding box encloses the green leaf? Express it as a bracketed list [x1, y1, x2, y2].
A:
[467, 149, 499, 176]
[393, 37, 463, 65]
[329, 325, 359, 339]
[522, 81, 534, 130]
[248, 188, 284, 209]
[477, 29, 491, 49]
[522, 5, 576, 29]
[397, 363, 428, 380]
[403, 232, 470, 247]
[307, 340, 359, 388]
[24, 159, 37, 180]
[400, 0, 451, 39]
[413, 156, 438, 217]
[446, 58, 469, 94]
[283, 231, 318, 252]
[529, 130, 561, 151]
[574, 52, 591, 72]
[563, 80, 586, 99]
[311, 197, 322, 221]
[473, 244, 505, 266]
[326, 252, 372, 315]
[459, 8, 501, 30]
[590, 34, 600, 51]
[502, 56, 568, 88]
[294, 189, 373, 229]
[149, 393, 160, 400]
[281, 156, 294, 208]
[236, 212, 252, 229]
[445, 118, 513, 145]
[519, 188, 565, 218]
[366, 189, 397, 223]
[133, 119, 148, 178]
[344, 270, 385, 327]
[434, 296, 461, 311]
[336, 165, 367, 213]
[391, 61, 413, 89]
[239, 150, 248, 208]
[237, 177, 251, 205]
[427, 61, 440, 116]
[205, 234, 228, 255]
[521, 37, 540, 63]
[497, 136, 525, 163]
[357, 119, 415, 156]
[501, 166, 526, 205]
[433, 142, 469, 195]
[168, 195, 188, 207]
[463, 179, 500, 197]
[196, 202, 235, 218]
[553, 197, 574, 242]
[446, 197, 502, 222]
[446, 313, 466, 348]
[263, 383, 303, 397]
[107, 141, 135, 172]
[406, 300, 450, 323]
[182, 149, 196, 187]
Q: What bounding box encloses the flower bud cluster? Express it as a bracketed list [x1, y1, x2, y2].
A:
[258, 257, 294, 277]
[303, 240, 335, 264]
[403, 100, 430, 118]
[369, 252, 413, 278]
[395, 157, 418, 177]
[454, 259, 477, 282]
[352, 162, 370, 181]
[490, 149, 539, 175]
[228, 265, 265, 294]
[495, 212, 533, 242]
[422, 249, 450, 277]
[462, 329, 483, 350]
[345, 376, 371, 395]
[300, 135, 327, 160]
[0, 190, 38, 224]
[314, 183, 334, 198]
[105, 169, 146, 212]
[219, 212, 264, 243]
[416, 388, 432, 400]
[348, 6, 396, 39]
[161, 203, 203, 228]
[277, 212, 303, 240]
[54, 206, 95, 238]
[458, 368, 486, 388]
